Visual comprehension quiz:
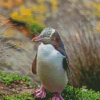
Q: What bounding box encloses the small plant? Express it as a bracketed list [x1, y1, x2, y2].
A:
[62, 85, 100, 100]
[0, 71, 31, 85]
[26, 23, 44, 35]
[3, 93, 35, 100]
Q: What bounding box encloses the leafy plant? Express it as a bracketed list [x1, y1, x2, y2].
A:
[3, 93, 35, 100]
[62, 85, 100, 100]
[0, 71, 31, 85]
[26, 23, 44, 35]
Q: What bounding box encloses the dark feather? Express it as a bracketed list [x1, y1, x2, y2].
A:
[63, 58, 68, 70]
[32, 54, 37, 74]
[63, 58, 70, 78]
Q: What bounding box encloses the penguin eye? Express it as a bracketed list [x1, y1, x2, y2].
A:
[47, 31, 51, 35]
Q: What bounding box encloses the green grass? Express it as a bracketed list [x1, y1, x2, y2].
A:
[3, 93, 35, 100]
[62, 85, 100, 100]
[26, 23, 44, 35]
[0, 71, 34, 86]
[0, 71, 100, 100]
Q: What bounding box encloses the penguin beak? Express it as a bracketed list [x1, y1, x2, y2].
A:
[32, 36, 45, 42]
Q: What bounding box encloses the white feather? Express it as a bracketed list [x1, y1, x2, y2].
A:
[50, 28, 55, 37]
[37, 43, 68, 92]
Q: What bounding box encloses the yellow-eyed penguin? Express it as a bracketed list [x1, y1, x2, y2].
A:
[32, 28, 70, 100]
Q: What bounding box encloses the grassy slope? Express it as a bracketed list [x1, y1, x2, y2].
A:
[0, 71, 100, 100]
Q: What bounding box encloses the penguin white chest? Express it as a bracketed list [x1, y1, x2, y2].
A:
[37, 43, 68, 92]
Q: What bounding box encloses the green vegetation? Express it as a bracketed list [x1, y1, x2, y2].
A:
[62, 85, 100, 100]
[3, 93, 35, 100]
[10, 5, 45, 35]
[0, 71, 100, 100]
[0, 71, 33, 86]
[10, 0, 59, 35]
[26, 23, 44, 35]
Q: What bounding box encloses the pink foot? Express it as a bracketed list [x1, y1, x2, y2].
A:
[52, 93, 64, 100]
[33, 85, 46, 98]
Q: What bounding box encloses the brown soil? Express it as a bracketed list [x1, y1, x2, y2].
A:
[0, 81, 37, 99]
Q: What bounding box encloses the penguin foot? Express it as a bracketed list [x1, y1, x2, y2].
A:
[52, 93, 64, 100]
[33, 85, 46, 98]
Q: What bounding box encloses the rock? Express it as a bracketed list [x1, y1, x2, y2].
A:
[0, 23, 40, 85]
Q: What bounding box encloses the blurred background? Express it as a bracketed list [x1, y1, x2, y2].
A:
[0, 0, 100, 91]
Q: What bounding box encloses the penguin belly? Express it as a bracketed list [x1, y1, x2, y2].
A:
[37, 43, 68, 92]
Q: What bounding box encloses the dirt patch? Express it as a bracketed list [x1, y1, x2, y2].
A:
[0, 81, 38, 99]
